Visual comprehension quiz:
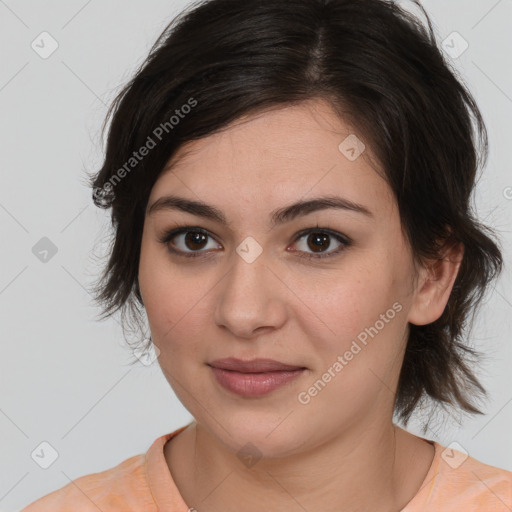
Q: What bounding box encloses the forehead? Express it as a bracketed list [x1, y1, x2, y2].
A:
[149, 99, 394, 219]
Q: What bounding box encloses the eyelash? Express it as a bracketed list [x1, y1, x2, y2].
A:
[157, 225, 352, 261]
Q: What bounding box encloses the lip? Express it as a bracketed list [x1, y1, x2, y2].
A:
[208, 358, 306, 397]
[209, 357, 305, 373]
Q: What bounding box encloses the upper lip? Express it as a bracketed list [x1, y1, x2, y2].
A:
[208, 358, 305, 373]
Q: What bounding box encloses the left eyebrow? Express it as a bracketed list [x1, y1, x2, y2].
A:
[271, 195, 374, 225]
[146, 194, 374, 227]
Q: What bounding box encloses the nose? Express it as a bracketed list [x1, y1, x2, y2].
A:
[213, 252, 287, 339]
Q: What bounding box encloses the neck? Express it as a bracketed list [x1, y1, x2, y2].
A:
[165, 416, 434, 512]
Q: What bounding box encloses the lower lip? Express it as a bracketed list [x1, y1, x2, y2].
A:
[209, 366, 306, 397]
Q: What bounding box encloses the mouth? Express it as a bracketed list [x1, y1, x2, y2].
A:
[208, 357, 306, 373]
[207, 358, 307, 397]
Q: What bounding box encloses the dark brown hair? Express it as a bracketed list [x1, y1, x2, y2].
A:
[87, 0, 503, 426]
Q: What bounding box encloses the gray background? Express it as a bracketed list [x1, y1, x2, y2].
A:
[0, 1, 511, 510]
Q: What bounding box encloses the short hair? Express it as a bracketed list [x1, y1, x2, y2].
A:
[87, 0, 503, 426]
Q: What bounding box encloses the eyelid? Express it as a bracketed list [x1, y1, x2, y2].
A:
[290, 227, 351, 260]
[157, 225, 352, 260]
[157, 226, 221, 258]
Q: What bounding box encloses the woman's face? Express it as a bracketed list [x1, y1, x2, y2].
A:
[138, 99, 427, 456]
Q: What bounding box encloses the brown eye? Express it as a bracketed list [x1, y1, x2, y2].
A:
[158, 227, 221, 257]
[158, 225, 351, 261]
[305, 232, 331, 253]
[183, 231, 209, 251]
[291, 228, 351, 260]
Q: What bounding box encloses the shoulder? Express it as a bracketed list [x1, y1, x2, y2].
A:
[408, 441, 512, 512]
[19, 453, 157, 512]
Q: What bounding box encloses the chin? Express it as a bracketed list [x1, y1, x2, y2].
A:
[203, 413, 308, 460]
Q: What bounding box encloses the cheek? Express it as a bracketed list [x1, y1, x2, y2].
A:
[142, 278, 202, 347]
[295, 272, 408, 417]
[139, 241, 185, 340]
[299, 252, 410, 371]
[304, 264, 391, 331]
[138, 246, 213, 361]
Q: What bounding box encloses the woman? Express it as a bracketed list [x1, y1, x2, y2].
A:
[21, 0, 511, 510]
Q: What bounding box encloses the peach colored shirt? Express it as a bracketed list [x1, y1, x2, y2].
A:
[20, 424, 512, 511]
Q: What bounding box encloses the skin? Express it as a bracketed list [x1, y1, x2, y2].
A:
[138, 98, 463, 512]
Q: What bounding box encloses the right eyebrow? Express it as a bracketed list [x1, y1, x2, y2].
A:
[146, 194, 374, 228]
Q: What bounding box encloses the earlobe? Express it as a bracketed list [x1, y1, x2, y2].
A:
[407, 242, 464, 326]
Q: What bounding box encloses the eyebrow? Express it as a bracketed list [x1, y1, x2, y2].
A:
[146, 194, 374, 227]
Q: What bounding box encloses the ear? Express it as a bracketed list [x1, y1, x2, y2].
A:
[407, 241, 464, 326]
